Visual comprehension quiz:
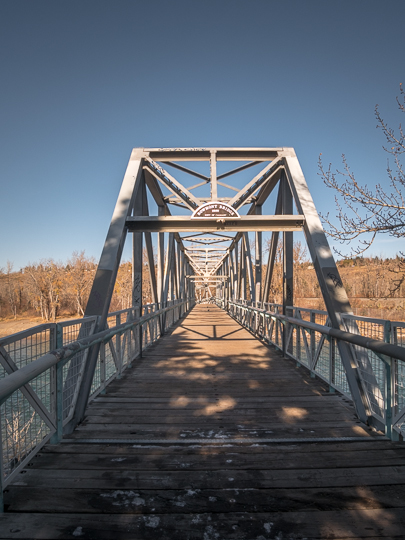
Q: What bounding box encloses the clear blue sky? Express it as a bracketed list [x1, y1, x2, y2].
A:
[1, 0, 404, 270]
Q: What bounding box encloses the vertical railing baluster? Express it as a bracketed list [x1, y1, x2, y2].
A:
[139, 320, 143, 358]
[310, 311, 316, 367]
[0, 411, 4, 512]
[116, 313, 122, 376]
[383, 358, 394, 440]
[100, 342, 106, 392]
[329, 337, 336, 393]
[382, 321, 398, 440]
[297, 324, 301, 363]
[50, 324, 63, 444]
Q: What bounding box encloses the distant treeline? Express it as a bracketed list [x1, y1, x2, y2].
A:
[0, 251, 152, 322]
[1, 248, 404, 322]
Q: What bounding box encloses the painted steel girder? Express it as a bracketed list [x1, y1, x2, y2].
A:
[147, 147, 280, 162]
[282, 154, 371, 424]
[144, 158, 200, 211]
[125, 215, 305, 233]
[228, 158, 283, 210]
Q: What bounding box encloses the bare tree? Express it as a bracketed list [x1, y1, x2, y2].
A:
[66, 251, 96, 316]
[319, 84, 405, 256]
[5, 261, 19, 318]
[110, 249, 153, 312]
[24, 260, 65, 321]
[263, 239, 308, 303]
[319, 85, 405, 294]
[113, 261, 133, 311]
[293, 241, 308, 265]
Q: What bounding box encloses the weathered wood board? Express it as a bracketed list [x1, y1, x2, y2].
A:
[2, 304, 405, 539]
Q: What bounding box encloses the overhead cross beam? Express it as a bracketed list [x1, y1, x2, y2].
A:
[126, 215, 305, 232]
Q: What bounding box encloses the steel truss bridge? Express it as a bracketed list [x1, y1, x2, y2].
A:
[1, 148, 405, 537]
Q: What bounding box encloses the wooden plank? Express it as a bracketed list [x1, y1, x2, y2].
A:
[1, 509, 405, 539]
[81, 411, 355, 422]
[10, 465, 405, 489]
[69, 425, 372, 440]
[5, 485, 405, 514]
[27, 448, 405, 471]
[79, 415, 358, 426]
[91, 394, 345, 401]
[44, 439, 402, 454]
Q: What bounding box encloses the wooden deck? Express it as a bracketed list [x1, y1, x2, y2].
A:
[2, 304, 405, 539]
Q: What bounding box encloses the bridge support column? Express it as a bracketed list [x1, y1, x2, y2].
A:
[284, 153, 370, 424]
[282, 172, 294, 314]
[262, 185, 282, 304]
[65, 150, 144, 434]
[132, 179, 144, 310]
[233, 243, 239, 301]
[255, 205, 262, 304]
[240, 238, 246, 301]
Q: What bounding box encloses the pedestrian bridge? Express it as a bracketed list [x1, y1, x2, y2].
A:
[1, 302, 405, 539]
[1, 148, 405, 538]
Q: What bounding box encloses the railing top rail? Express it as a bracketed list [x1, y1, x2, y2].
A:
[263, 301, 405, 327]
[0, 316, 99, 348]
[340, 313, 391, 325]
[391, 320, 405, 329]
[292, 307, 330, 316]
[106, 307, 138, 317]
[0, 300, 188, 406]
[228, 301, 405, 363]
[0, 322, 56, 347]
[0, 300, 185, 348]
[57, 316, 98, 328]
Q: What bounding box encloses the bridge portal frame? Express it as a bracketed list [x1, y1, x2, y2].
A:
[67, 147, 380, 432]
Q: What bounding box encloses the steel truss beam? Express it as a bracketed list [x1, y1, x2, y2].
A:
[72, 147, 372, 434]
[126, 215, 305, 232]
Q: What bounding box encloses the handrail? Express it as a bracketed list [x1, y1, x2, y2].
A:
[0, 298, 193, 507]
[0, 303, 184, 405]
[229, 303, 405, 363]
[224, 299, 405, 442]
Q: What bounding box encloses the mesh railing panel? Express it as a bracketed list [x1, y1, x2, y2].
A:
[314, 335, 330, 381]
[1, 390, 50, 480]
[395, 360, 405, 414]
[90, 355, 102, 396]
[390, 323, 405, 434]
[393, 323, 405, 347]
[105, 341, 118, 381]
[342, 316, 386, 419]
[333, 342, 351, 396]
[4, 328, 54, 368]
[61, 319, 96, 420]
[1, 329, 54, 418]
[1, 301, 188, 490]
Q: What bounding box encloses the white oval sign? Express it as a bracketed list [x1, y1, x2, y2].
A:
[191, 202, 240, 219]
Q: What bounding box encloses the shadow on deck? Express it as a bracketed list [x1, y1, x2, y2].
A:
[1, 305, 405, 539]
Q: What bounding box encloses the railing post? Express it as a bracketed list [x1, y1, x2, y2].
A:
[50, 324, 64, 445]
[383, 357, 395, 440]
[382, 322, 398, 440]
[139, 320, 143, 358]
[329, 337, 336, 393]
[0, 406, 4, 512]
[100, 341, 106, 393]
[293, 309, 300, 363]
[116, 313, 122, 377]
[282, 319, 288, 358]
[310, 311, 316, 363]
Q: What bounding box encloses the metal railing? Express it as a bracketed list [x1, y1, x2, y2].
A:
[222, 299, 405, 442]
[0, 298, 193, 507]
